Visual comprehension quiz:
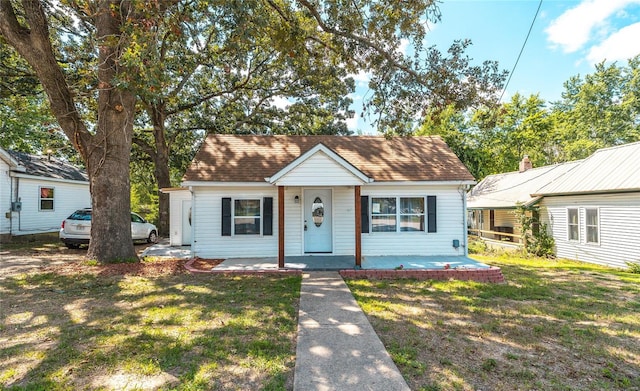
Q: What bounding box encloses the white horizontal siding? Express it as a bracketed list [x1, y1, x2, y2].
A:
[192, 186, 279, 258]
[11, 177, 90, 235]
[275, 151, 364, 186]
[333, 187, 355, 255]
[540, 193, 640, 269]
[361, 185, 467, 256]
[284, 187, 303, 255]
[0, 160, 11, 235]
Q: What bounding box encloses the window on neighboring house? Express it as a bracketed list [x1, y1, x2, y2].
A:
[585, 208, 599, 244]
[567, 208, 579, 241]
[371, 196, 433, 233]
[39, 187, 54, 211]
[234, 199, 261, 235]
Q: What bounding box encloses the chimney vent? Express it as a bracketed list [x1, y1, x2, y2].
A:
[519, 155, 533, 172]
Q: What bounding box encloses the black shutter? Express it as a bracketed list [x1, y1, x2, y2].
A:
[427, 196, 437, 233]
[360, 196, 369, 233]
[263, 197, 273, 236]
[222, 198, 232, 236]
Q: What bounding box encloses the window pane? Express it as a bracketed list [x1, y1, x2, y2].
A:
[372, 215, 396, 232]
[235, 199, 260, 217]
[400, 197, 424, 214]
[586, 209, 598, 226]
[371, 198, 396, 214]
[586, 227, 598, 243]
[400, 215, 424, 231]
[568, 209, 578, 224]
[40, 200, 54, 210]
[235, 217, 260, 234]
[569, 225, 579, 241]
[40, 187, 54, 198]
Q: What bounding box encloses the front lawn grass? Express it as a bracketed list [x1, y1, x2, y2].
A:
[346, 253, 640, 391]
[0, 272, 301, 390]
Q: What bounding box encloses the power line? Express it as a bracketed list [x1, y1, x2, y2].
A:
[498, 0, 543, 104]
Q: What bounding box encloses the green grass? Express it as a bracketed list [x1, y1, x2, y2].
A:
[346, 252, 640, 391]
[0, 273, 301, 390]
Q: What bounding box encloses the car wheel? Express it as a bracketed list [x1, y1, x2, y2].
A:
[65, 243, 80, 249]
[147, 231, 158, 244]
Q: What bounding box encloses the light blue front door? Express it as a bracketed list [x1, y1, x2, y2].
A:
[304, 189, 332, 253]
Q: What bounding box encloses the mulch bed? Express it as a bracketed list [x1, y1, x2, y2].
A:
[40, 258, 225, 277]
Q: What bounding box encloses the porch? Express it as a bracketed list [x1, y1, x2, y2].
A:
[212, 255, 490, 271]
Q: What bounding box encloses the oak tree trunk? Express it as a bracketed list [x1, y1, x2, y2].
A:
[0, 0, 137, 262]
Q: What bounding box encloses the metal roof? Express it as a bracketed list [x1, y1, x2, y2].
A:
[533, 141, 640, 196]
[467, 161, 581, 209]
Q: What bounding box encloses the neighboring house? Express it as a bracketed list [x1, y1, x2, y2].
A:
[468, 142, 640, 269]
[467, 156, 580, 244]
[533, 142, 640, 269]
[171, 134, 475, 266]
[0, 147, 90, 239]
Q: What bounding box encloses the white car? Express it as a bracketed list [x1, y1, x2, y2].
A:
[60, 208, 158, 249]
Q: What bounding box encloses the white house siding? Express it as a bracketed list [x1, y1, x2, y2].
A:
[0, 159, 11, 235]
[284, 187, 303, 255]
[361, 185, 467, 256]
[192, 186, 279, 258]
[10, 177, 90, 235]
[274, 151, 364, 186]
[332, 187, 356, 255]
[168, 189, 191, 246]
[539, 193, 640, 269]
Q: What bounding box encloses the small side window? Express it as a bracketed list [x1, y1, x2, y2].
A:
[585, 208, 599, 244]
[39, 187, 54, 211]
[567, 208, 579, 241]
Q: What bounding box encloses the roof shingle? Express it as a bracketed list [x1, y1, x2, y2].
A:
[183, 135, 474, 183]
[6, 150, 88, 182]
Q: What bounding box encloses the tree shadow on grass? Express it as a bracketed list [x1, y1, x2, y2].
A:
[0, 272, 301, 390]
[346, 262, 640, 391]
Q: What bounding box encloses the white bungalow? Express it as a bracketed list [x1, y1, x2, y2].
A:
[533, 142, 640, 269]
[0, 147, 90, 240]
[172, 134, 476, 267]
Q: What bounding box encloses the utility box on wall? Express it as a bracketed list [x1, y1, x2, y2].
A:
[11, 201, 22, 212]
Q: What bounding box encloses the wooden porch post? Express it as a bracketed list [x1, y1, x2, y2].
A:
[278, 186, 285, 268]
[355, 185, 362, 267]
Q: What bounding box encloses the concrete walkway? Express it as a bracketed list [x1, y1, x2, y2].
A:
[294, 272, 410, 391]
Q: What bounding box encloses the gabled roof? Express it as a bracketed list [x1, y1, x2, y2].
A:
[4, 149, 89, 182]
[266, 143, 371, 185]
[533, 141, 640, 196]
[467, 161, 581, 209]
[183, 134, 475, 183]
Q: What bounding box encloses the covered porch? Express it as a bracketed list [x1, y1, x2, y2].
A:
[212, 255, 490, 271]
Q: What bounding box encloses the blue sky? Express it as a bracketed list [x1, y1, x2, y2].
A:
[348, 0, 640, 133]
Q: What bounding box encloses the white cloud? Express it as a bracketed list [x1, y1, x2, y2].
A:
[587, 22, 640, 63]
[346, 115, 359, 131]
[545, 0, 640, 53]
[398, 39, 410, 55]
[349, 70, 372, 84]
[270, 96, 291, 109]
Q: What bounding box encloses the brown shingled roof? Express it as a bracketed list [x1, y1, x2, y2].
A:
[182, 134, 475, 183]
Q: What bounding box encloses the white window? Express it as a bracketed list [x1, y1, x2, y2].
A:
[234, 199, 261, 235]
[371, 197, 396, 232]
[585, 208, 599, 244]
[567, 208, 579, 241]
[39, 187, 54, 211]
[400, 197, 425, 231]
[371, 197, 426, 233]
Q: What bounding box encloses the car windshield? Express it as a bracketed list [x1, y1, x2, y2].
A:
[68, 210, 92, 220]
